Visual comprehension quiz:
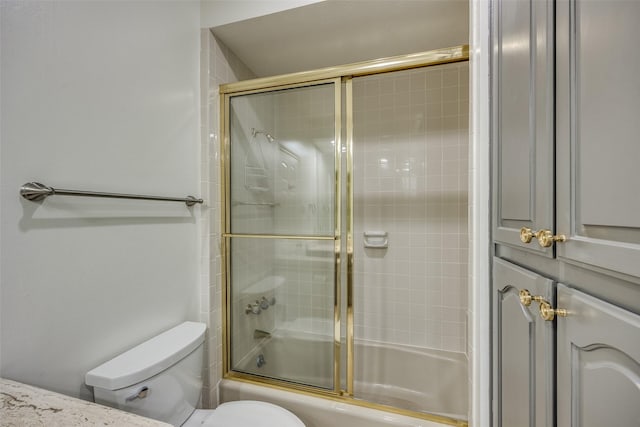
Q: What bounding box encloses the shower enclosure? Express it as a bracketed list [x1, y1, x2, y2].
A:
[221, 46, 469, 426]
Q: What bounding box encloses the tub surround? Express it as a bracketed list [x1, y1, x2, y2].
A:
[0, 379, 170, 427]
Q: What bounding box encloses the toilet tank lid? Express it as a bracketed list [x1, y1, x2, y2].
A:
[85, 321, 206, 390]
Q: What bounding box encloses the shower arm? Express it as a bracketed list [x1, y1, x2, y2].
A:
[248, 128, 276, 172]
[251, 128, 275, 143]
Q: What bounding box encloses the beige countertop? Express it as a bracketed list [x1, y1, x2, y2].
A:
[0, 378, 171, 427]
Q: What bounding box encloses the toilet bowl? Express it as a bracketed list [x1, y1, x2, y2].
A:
[183, 402, 304, 427]
[85, 322, 304, 427]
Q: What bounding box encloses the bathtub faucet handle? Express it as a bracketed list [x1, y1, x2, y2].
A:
[259, 297, 270, 310]
[245, 303, 261, 315]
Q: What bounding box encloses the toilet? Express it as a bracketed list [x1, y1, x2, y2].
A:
[85, 322, 304, 427]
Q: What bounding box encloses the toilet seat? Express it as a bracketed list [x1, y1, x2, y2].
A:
[184, 401, 305, 427]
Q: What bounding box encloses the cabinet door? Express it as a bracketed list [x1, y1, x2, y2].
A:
[493, 258, 554, 427]
[556, 284, 640, 426]
[556, 0, 640, 279]
[492, 0, 555, 256]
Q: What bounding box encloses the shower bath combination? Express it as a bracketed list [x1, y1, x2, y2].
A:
[221, 46, 470, 426]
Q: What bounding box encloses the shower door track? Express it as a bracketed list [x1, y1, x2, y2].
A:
[219, 45, 470, 427]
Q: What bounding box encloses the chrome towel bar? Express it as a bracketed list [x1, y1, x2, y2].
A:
[20, 182, 203, 207]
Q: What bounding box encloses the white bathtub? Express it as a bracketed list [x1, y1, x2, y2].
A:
[354, 340, 467, 420]
[228, 331, 468, 426]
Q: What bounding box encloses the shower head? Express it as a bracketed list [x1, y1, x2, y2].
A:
[251, 127, 276, 143]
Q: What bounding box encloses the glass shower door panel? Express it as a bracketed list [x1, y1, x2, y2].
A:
[229, 83, 336, 237]
[229, 237, 335, 389]
[351, 65, 469, 419]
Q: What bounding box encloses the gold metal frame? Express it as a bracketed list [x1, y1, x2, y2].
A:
[332, 77, 343, 394]
[219, 45, 468, 94]
[219, 45, 470, 427]
[344, 77, 355, 396]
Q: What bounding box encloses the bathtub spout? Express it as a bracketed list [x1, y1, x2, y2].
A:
[253, 329, 271, 339]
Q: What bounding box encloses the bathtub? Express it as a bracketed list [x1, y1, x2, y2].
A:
[228, 329, 468, 427]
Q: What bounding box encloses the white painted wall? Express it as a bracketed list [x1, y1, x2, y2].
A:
[0, 0, 201, 401]
[200, 0, 324, 28]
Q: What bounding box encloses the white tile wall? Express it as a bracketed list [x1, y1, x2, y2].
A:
[353, 62, 469, 353]
[200, 30, 255, 408]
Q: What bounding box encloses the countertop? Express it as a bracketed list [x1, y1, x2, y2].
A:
[0, 378, 171, 427]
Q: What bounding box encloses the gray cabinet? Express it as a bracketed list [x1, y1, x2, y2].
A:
[492, 0, 640, 425]
[493, 258, 554, 427]
[494, 0, 640, 278]
[556, 284, 640, 427]
[556, 0, 640, 279]
[492, 0, 554, 257]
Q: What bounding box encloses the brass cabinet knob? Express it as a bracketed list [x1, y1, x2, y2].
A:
[519, 289, 544, 306]
[519, 227, 566, 247]
[538, 300, 568, 321]
[535, 229, 567, 248]
[520, 227, 535, 243]
[519, 290, 568, 320]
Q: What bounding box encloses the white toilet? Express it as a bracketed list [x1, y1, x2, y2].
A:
[85, 322, 304, 427]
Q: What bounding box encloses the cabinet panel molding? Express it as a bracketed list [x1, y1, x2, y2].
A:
[493, 258, 554, 427]
[556, 284, 640, 426]
[556, 0, 640, 279]
[492, 0, 555, 256]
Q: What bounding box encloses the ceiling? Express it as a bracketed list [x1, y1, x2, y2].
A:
[211, 0, 469, 78]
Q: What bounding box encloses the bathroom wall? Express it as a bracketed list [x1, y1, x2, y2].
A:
[353, 62, 469, 353]
[200, 0, 325, 28]
[1, 1, 201, 401]
[199, 30, 256, 407]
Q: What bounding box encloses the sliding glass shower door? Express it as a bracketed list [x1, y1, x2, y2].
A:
[220, 46, 470, 427]
[224, 80, 341, 390]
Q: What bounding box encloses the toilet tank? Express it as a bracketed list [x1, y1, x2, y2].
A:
[85, 322, 207, 427]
